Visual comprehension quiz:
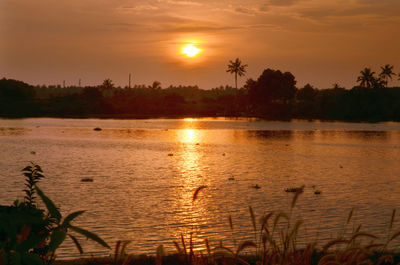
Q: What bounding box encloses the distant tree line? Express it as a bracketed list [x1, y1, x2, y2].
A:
[1, 65, 400, 121]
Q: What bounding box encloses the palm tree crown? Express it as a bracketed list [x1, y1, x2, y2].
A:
[226, 58, 248, 89]
[357, 68, 376, 88]
[379, 64, 395, 87]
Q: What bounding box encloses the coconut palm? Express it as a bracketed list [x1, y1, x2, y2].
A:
[226, 58, 248, 89]
[357, 68, 376, 88]
[379, 64, 395, 87]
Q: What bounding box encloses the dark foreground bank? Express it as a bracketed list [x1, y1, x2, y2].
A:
[53, 252, 400, 265]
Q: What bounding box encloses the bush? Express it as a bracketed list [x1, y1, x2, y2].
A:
[0, 164, 110, 265]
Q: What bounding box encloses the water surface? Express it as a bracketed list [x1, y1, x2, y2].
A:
[0, 118, 399, 259]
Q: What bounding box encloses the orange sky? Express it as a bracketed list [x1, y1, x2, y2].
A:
[1, 0, 400, 89]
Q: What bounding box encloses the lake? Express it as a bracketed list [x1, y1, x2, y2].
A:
[0, 118, 399, 259]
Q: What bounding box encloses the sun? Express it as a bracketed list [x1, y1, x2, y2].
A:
[181, 44, 201, 58]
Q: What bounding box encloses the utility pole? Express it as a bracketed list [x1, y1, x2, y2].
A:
[129, 73, 131, 88]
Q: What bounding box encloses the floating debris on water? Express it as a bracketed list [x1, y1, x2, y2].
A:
[30, 151, 36, 155]
[168, 153, 174, 156]
[252, 184, 261, 189]
[285, 185, 305, 193]
[228, 176, 235, 181]
[93, 127, 102, 131]
[81, 178, 94, 182]
[314, 190, 321, 195]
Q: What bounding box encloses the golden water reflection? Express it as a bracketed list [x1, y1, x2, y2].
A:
[171, 125, 212, 249]
[177, 129, 199, 144]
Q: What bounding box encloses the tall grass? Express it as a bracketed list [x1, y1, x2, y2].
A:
[114, 186, 399, 265]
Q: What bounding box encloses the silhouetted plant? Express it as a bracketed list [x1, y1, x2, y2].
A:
[150, 81, 162, 90]
[22, 164, 45, 207]
[0, 164, 110, 265]
[101, 79, 114, 90]
[379, 64, 395, 87]
[357, 67, 376, 88]
[226, 58, 248, 89]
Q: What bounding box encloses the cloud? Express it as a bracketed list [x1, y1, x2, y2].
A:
[141, 15, 240, 32]
[235, 7, 259, 15]
[296, 0, 400, 20]
[268, 0, 299, 6]
[117, 4, 159, 13]
[157, 0, 202, 6]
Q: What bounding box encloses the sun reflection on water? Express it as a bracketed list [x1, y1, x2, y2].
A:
[170, 123, 211, 249]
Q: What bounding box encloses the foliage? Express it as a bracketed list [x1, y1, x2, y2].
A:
[106, 186, 400, 265]
[379, 64, 395, 87]
[151, 188, 399, 265]
[0, 163, 110, 265]
[227, 58, 248, 89]
[247, 68, 297, 119]
[1, 64, 400, 121]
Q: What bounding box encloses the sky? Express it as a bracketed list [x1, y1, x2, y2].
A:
[1, 0, 400, 89]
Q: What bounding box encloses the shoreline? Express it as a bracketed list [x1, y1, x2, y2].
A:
[52, 251, 400, 265]
[0, 115, 399, 124]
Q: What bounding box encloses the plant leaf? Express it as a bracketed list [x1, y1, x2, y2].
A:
[48, 228, 67, 252]
[62, 211, 86, 227]
[68, 234, 84, 254]
[70, 225, 110, 249]
[21, 252, 46, 265]
[22, 166, 32, 172]
[35, 186, 62, 223]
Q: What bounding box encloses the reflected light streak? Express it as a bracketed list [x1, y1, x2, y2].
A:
[178, 128, 201, 144]
[171, 127, 210, 247]
[183, 118, 197, 122]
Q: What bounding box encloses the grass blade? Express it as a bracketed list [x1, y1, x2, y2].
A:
[236, 241, 256, 256]
[68, 234, 83, 254]
[193, 185, 207, 202]
[346, 208, 354, 225]
[389, 209, 396, 231]
[70, 225, 110, 249]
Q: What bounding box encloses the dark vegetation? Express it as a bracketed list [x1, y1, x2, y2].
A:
[0, 164, 110, 265]
[1, 64, 400, 122]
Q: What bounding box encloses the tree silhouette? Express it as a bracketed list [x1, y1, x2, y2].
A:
[226, 58, 248, 89]
[101, 79, 114, 89]
[379, 64, 395, 87]
[150, 81, 161, 90]
[357, 68, 376, 88]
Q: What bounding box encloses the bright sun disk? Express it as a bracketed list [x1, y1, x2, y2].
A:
[181, 44, 201, 58]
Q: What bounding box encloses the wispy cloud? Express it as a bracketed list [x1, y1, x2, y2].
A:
[157, 0, 202, 7]
[116, 4, 159, 13]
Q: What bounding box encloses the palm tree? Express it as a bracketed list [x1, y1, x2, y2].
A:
[226, 58, 248, 89]
[379, 64, 395, 87]
[357, 68, 376, 88]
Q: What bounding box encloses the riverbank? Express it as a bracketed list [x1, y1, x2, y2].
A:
[52, 251, 400, 265]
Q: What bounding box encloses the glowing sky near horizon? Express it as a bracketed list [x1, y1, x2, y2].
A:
[1, 0, 400, 89]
